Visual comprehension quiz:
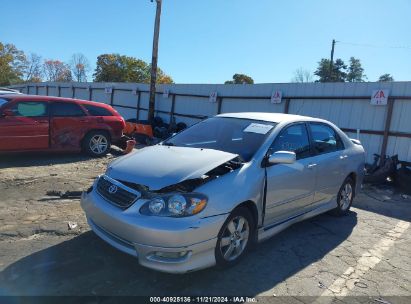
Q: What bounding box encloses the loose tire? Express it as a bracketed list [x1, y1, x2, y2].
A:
[83, 131, 111, 157]
[331, 177, 355, 216]
[215, 207, 254, 268]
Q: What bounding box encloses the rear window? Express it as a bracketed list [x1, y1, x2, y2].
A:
[83, 104, 113, 116]
[51, 102, 85, 117]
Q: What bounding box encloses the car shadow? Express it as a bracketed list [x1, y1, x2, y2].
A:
[0, 211, 357, 297]
[353, 190, 411, 222]
[0, 148, 124, 169]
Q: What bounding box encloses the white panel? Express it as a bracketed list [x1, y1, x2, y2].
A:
[391, 99, 411, 133]
[60, 87, 72, 98]
[114, 107, 136, 120]
[174, 96, 217, 118]
[74, 88, 88, 100]
[37, 87, 46, 96]
[221, 98, 284, 114]
[91, 89, 108, 104]
[114, 90, 138, 108]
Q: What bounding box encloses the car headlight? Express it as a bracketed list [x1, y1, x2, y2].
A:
[140, 193, 207, 217]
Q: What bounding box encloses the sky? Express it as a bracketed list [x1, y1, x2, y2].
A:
[1, 0, 410, 84]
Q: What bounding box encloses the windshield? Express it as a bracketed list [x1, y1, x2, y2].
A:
[164, 117, 277, 162]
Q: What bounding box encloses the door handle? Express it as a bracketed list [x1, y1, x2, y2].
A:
[35, 120, 48, 124]
[307, 163, 317, 169]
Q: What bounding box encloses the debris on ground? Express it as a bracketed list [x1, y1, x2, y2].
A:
[46, 190, 83, 199]
[67, 221, 78, 230]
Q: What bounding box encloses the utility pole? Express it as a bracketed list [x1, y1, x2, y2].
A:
[329, 39, 336, 81]
[148, 0, 162, 121]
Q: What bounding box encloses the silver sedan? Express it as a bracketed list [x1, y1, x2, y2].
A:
[81, 112, 365, 273]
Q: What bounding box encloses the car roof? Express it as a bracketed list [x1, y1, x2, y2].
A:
[217, 112, 328, 124]
[0, 94, 112, 108]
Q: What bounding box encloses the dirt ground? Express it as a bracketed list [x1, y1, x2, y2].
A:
[0, 149, 410, 302]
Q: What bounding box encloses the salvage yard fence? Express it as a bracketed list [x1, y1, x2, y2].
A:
[10, 81, 411, 163]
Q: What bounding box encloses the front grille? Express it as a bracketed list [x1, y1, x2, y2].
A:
[96, 175, 140, 209]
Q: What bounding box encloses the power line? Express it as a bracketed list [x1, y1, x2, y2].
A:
[338, 41, 411, 50]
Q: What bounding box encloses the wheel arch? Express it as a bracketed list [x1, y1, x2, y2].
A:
[346, 172, 357, 196]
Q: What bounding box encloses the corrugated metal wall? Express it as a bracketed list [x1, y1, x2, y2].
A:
[11, 81, 411, 163]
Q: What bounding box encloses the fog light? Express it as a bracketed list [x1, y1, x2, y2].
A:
[154, 251, 188, 259]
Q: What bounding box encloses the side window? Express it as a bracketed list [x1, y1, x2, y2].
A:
[310, 123, 344, 154]
[270, 123, 311, 160]
[10, 102, 48, 117]
[51, 102, 85, 117]
[83, 105, 113, 116]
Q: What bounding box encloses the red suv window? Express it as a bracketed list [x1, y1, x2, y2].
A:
[83, 104, 113, 116]
[51, 102, 85, 117]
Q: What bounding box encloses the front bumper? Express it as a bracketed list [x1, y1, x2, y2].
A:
[81, 190, 228, 273]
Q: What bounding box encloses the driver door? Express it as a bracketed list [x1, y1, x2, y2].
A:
[264, 123, 316, 226]
[0, 100, 49, 151]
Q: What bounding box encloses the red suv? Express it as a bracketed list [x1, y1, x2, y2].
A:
[0, 95, 125, 157]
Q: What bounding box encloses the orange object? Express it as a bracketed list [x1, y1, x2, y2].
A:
[123, 122, 153, 137]
[123, 139, 136, 154]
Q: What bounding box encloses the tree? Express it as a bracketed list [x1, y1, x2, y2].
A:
[43, 60, 72, 82]
[314, 58, 347, 82]
[70, 53, 90, 82]
[0, 42, 26, 85]
[93, 54, 173, 84]
[347, 57, 366, 82]
[23, 53, 43, 82]
[291, 68, 314, 83]
[378, 74, 394, 82]
[225, 73, 254, 84]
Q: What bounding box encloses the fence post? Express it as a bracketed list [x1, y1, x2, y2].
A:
[110, 89, 115, 106]
[57, 86, 61, 97]
[26, 85, 29, 94]
[284, 98, 291, 113]
[71, 86, 75, 98]
[88, 87, 93, 101]
[136, 91, 141, 120]
[217, 97, 223, 114]
[35, 85, 38, 95]
[169, 93, 176, 124]
[45, 84, 49, 96]
[380, 98, 395, 160]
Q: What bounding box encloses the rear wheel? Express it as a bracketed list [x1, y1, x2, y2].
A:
[83, 131, 111, 157]
[331, 177, 355, 216]
[215, 207, 254, 268]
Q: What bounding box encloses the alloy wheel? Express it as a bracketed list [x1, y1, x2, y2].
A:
[219, 215, 250, 261]
[340, 183, 353, 210]
[89, 135, 108, 154]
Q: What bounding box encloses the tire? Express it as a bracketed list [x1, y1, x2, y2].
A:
[215, 207, 254, 268]
[82, 131, 111, 157]
[331, 177, 355, 216]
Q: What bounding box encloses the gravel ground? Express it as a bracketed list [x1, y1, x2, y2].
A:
[0, 150, 410, 302]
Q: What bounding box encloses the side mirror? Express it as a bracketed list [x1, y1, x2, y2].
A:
[1, 109, 14, 117]
[268, 151, 296, 165]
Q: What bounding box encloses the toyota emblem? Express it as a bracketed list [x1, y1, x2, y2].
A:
[108, 184, 118, 194]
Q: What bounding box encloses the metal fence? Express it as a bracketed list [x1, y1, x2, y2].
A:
[10, 81, 411, 163]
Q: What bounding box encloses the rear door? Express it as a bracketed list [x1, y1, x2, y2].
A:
[308, 122, 347, 205]
[0, 100, 49, 151]
[50, 101, 90, 150]
[264, 123, 316, 225]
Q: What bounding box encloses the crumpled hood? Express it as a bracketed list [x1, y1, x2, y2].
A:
[107, 145, 238, 190]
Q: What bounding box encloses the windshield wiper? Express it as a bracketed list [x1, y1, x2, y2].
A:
[162, 142, 174, 146]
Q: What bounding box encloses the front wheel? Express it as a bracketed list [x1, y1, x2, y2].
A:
[215, 207, 254, 268]
[331, 177, 355, 216]
[83, 131, 111, 157]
